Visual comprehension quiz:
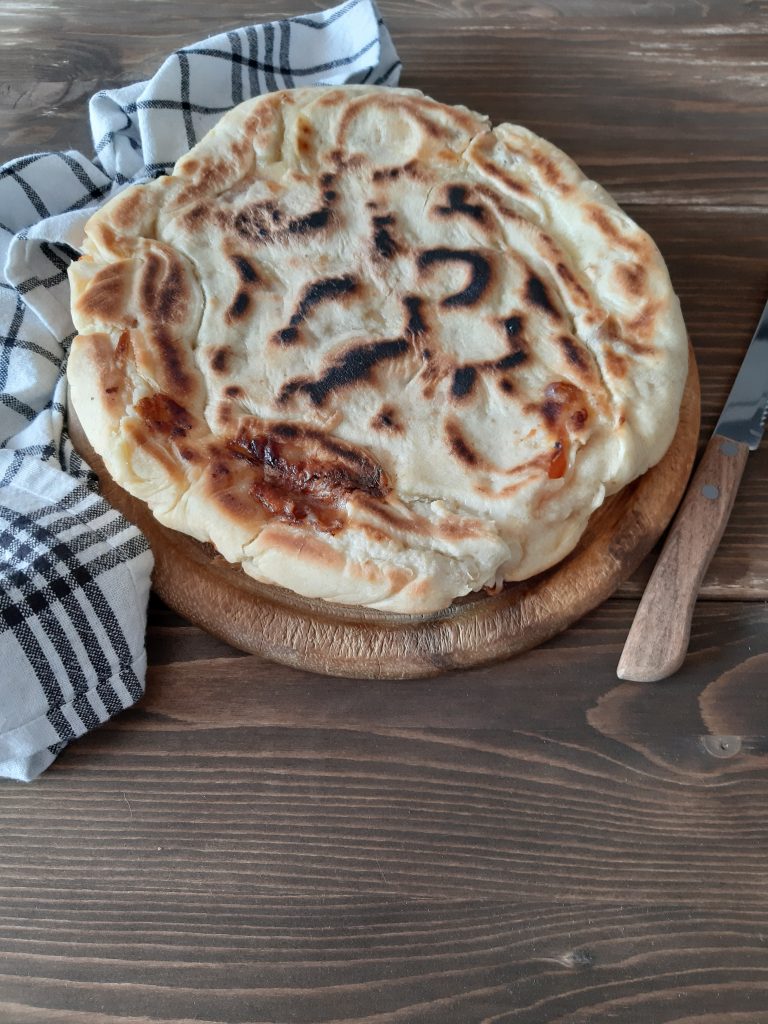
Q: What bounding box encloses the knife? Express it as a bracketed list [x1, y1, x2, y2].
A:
[617, 294, 768, 682]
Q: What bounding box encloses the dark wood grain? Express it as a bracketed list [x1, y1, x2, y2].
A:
[2, 1, 768, 1022]
[139, 597, 768, 740]
[1, 896, 767, 1023]
[2, 599, 768, 1022]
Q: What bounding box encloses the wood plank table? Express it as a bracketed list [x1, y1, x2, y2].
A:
[2, 2, 768, 1020]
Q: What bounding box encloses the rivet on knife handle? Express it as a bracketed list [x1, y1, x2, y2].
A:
[617, 433, 749, 682]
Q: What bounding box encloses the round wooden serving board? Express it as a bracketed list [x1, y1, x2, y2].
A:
[69, 345, 699, 679]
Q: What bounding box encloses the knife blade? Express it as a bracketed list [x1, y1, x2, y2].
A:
[617, 294, 768, 682]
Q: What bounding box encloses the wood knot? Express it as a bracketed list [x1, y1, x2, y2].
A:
[541, 948, 595, 970]
[701, 735, 742, 759]
[559, 949, 595, 969]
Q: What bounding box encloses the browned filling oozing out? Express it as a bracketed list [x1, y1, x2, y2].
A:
[135, 393, 194, 439]
[226, 426, 390, 533]
[540, 380, 589, 480]
[134, 392, 391, 533]
[548, 438, 569, 479]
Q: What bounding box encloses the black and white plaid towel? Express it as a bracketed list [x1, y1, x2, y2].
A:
[0, 0, 401, 782]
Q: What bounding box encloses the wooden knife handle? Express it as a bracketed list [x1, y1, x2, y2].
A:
[617, 433, 749, 682]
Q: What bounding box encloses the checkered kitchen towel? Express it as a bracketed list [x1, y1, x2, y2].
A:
[0, 0, 401, 782]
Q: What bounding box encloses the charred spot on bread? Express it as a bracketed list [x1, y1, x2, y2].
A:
[435, 185, 485, 223]
[226, 291, 251, 322]
[231, 254, 259, 283]
[418, 248, 492, 308]
[272, 275, 358, 346]
[371, 405, 402, 432]
[372, 214, 399, 259]
[139, 249, 190, 325]
[210, 346, 231, 373]
[403, 296, 427, 338]
[279, 338, 410, 406]
[526, 274, 558, 317]
[445, 418, 486, 468]
[451, 365, 477, 399]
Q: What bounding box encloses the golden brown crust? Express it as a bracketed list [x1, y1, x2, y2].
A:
[67, 85, 688, 613]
